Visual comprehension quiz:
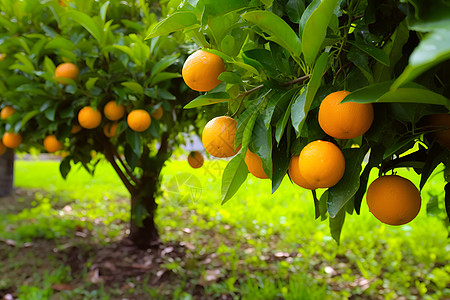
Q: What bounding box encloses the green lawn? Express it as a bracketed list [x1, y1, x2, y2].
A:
[1, 158, 449, 299]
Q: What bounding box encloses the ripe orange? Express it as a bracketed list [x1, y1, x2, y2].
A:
[366, 175, 421, 226]
[0, 142, 6, 155]
[127, 109, 151, 132]
[245, 150, 269, 179]
[318, 90, 374, 139]
[182, 49, 225, 92]
[1, 106, 16, 119]
[104, 101, 125, 121]
[288, 155, 317, 190]
[78, 106, 102, 129]
[104, 122, 119, 138]
[0, 53, 5, 61]
[425, 113, 450, 149]
[71, 124, 82, 134]
[150, 106, 163, 120]
[298, 140, 345, 189]
[43, 135, 63, 153]
[2, 132, 22, 148]
[188, 151, 204, 169]
[54, 62, 79, 84]
[202, 116, 239, 158]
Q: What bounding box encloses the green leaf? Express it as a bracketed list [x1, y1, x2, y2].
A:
[59, 157, 71, 180]
[218, 72, 242, 84]
[392, 29, 450, 90]
[301, 0, 338, 66]
[65, 11, 104, 44]
[184, 92, 230, 109]
[305, 52, 328, 112]
[275, 95, 294, 143]
[329, 205, 346, 244]
[151, 54, 179, 78]
[203, 0, 248, 17]
[85, 77, 98, 91]
[242, 10, 302, 57]
[146, 11, 198, 39]
[221, 153, 249, 204]
[121, 81, 144, 95]
[290, 90, 307, 135]
[100, 1, 110, 22]
[126, 130, 142, 157]
[242, 111, 259, 153]
[45, 37, 74, 50]
[319, 190, 328, 221]
[45, 105, 57, 121]
[327, 146, 368, 218]
[112, 45, 134, 58]
[286, 0, 305, 23]
[151, 72, 181, 86]
[20, 110, 40, 129]
[343, 81, 449, 105]
[347, 40, 390, 66]
[253, 114, 272, 180]
[420, 144, 449, 190]
[383, 134, 420, 159]
[271, 131, 289, 193]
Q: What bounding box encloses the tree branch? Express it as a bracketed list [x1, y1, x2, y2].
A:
[98, 135, 136, 195]
[110, 145, 141, 185]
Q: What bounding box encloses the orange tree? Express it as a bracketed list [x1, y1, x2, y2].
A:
[149, 0, 450, 242]
[0, 0, 218, 248]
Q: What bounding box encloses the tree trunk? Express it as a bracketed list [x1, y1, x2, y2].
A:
[128, 170, 162, 249]
[0, 149, 14, 197]
[129, 192, 161, 249]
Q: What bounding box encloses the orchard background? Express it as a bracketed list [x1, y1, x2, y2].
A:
[0, 0, 449, 299]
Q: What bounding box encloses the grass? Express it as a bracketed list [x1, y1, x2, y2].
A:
[0, 157, 449, 299]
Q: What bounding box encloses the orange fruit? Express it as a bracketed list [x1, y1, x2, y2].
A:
[202, 116, 239, 158]
[150, 106, 163, 120]
[366, 175, 421, 226]
[182, 49, 225, 92]
[318, 90, 374, 139]
[1, 106, 16, 119]
[127, 109, 151, 132]
[0, 53, 5, 61]
[2, 132, 22, 148]
[43, 135, 63, 153]
[425, 113, 450, 149]
[288, 155, 317, 190]
[104, 122, 119, 138]
[104, 101, 126, 121]
[71, 124, 82, 134]
[78, 106, 102, 129]
[0, 142, 6, 155]
[54, 62, 79, 84]
[298, 140, 345, 189]
[245, 150, 269, 179]
[188, 151, 204, 169]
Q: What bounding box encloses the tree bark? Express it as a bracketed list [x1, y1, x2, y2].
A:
[0, 149, 14, 197]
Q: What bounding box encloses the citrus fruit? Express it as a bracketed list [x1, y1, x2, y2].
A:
[318, 90, 374, 139]
[43, 135, 63, 153]
[245, 150, 269, 179]
[202, 116, 238, 158]
[0, 142, 6, 155]
[0, 106, 16, 119]
[150, 106, 163, 120]
[425, 113, 450, 149]
[288, 155, 317, 190]
[298, 140, 345, 189]
[104, 122, 119, 138]
[71, 124, 82, 134]
[0, 53, 5, 61]
[366, 175, 421, 226]
[127, 109, 151, 132]
[104, 101, 125, 121]
[78, 106, 102, 129]
[2, 132, 22, 148]
[182, 49, 225, 92]
[54, 62, 79, 84]
[188, 151, 204, 169]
